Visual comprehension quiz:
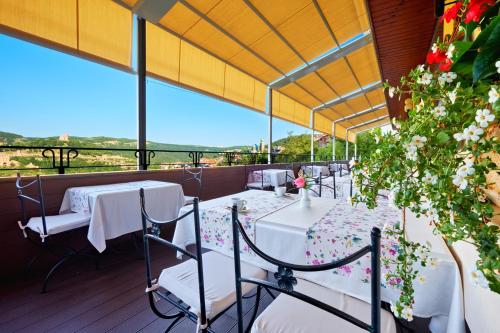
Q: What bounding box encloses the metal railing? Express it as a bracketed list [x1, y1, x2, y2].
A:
[0, 145, 319, 176]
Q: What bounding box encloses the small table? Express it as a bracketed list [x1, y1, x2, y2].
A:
[300, 165, 330, 177]
[60, 180, 185, 252]
[251, 169, 295, 188]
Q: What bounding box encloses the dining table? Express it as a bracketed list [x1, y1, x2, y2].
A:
[172, 189, 464, 333]
[300, 165, 330, 177]
[60, 180, 185, 252]
[250, 169, 295, 188]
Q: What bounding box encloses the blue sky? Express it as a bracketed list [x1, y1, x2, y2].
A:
[0, 34, 309, 147]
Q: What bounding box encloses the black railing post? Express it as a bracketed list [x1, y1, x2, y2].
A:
[58, 148, 64, 174]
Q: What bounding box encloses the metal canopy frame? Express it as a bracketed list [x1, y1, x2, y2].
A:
[348, 115, 389, 132]
[313, 81, 383, 111]
[269, 31, 373, 89]
[133, 0, 178, 23]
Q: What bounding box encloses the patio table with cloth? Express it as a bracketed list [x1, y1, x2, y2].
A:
[60, 180, 185, 252]
[300, 165, 330, 177]
[172, 191, 463, 333]
[250, 169, 294, 188]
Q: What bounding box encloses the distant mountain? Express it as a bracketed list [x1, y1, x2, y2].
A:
[0, 131, 248, 152]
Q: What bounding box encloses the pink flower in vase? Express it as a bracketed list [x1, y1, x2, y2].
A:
[294, 177, 306, 188]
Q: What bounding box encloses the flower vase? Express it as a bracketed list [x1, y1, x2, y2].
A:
[299, 188, 311, 208]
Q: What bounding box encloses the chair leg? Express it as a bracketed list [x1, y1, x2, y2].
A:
[245, 286, 262, 333]
[164, 313, 185, 333]
[41, 254, 73, 293]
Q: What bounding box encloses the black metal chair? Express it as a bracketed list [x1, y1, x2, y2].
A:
[182, 165, 203, 205]
[246, 169, 272, 190]
[308, 172, 337, 198]
[231, 206, 397, 333]
[139, 190, 266, 333]
[16, 174, 95, 293]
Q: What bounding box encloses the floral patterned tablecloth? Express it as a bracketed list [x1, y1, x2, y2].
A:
[173, 190, 298, 257]
[305, 198, 401, 287]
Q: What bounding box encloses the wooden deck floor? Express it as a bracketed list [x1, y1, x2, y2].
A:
[0, 237, 429, 333]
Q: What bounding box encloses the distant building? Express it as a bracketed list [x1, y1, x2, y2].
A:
[59, 133, 69, 141]
[315, 134, 330, 148]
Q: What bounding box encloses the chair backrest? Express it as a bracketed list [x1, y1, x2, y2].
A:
[16, 174, 48, 236]
[308, 173, 337, 198]
[139, 189, 208, 328]
[231, 206, 381, 333]
[183, 166, 203, 198]
[247, 168, 266, 188]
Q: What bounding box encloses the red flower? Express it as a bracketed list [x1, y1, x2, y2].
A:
[442, 2, 462, 23]
[439, 58, 453, 72]
[464, 0, 494, 23]
[427, 49, 447, 64]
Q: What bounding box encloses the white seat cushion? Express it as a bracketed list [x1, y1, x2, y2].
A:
[184, 195, 195, 205]
[26, 213, 90, 236]
[158, 251, 266, 319]
[252, 279, 397, 333]
[247, 182, 272, 189]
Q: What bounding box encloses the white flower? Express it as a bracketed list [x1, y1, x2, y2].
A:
[471, 269, 489, 289]
[496, 60, 500, 74]
[426, 208, 438, 221]
[445, 72, 457, 82]
[453, 132, 465, 141]
[429, 258, 438, 269]
[411, 135, 427, 148]
[422, 171, 437, 185]
[390, 303, 400, 318]
[406, 150, 417, 161]
[463, 124, 484, 142]
[447, 90, 457, 104]
[401, 306, 414, 321]
[432, 105, 446, 118]
[488, 87, 498, 104]
[417, 275, 426, 285]
[475, 109, 495, 128]
[374, 134, 380, 144]
[452, 174, 468, 190]
[457, 163, 474, 177]
[431, 43, 438, 53]
[416, 64, 425, 72]
[394, 133, 401, 141]
[388, 87, 395, 98]
[418, 73, 433, 85]
[446, 43, 455, 59]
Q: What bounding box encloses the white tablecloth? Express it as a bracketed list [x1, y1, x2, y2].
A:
[310, 176, 352, 199]
[172, 192, 463, 333]
[300, 165, 330, 177]
[60, 180, 185, 252]
[250, 169, 295, 188]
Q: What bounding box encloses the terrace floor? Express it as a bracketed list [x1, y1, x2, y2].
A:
[0, 232, 430, 333]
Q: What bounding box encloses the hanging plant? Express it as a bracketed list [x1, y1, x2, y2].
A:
[351, 0, 500, 319]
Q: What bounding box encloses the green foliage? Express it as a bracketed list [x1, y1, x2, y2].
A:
[353, 3, 500, 317]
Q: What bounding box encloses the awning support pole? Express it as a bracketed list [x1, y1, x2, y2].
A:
[310, 110, 315, 163]
[137, 17, 147, 170]
[267, 87, 273, 164]
[332, 121, 337, 161]
[345, 130, 349, 161]
[354, 136, 358, 160]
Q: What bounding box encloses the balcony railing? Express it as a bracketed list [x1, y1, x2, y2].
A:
[0, 145, 321, 176]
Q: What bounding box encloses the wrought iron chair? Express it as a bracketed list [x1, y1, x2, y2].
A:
[16, 174, 94, 293]
[308, 173, 337, 198]
[246, 169, 272, 190]
[231, 206, 397, 333]
[139, 190, 266, 333]
[183, 165, 203, 205]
